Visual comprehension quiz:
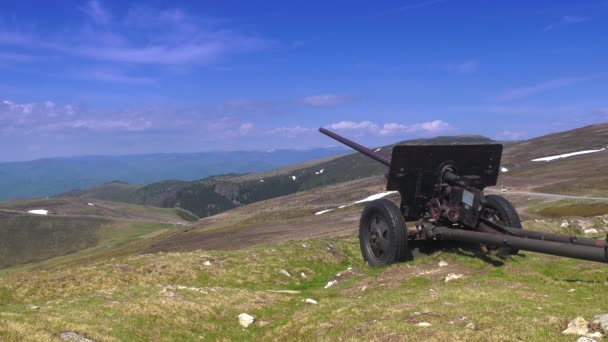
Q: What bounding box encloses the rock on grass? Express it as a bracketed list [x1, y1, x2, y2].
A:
[238, 313, 255, 328]
[562, 317, 590, 336]
[59, 332, 95, 342]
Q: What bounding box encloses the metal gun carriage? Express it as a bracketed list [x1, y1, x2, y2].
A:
[319, 127, 608, 266]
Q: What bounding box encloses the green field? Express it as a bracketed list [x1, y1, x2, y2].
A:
[1, 229, 607, 341]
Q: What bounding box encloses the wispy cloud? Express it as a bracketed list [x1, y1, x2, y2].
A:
[544, 15, 590, 31]
[497, 130, 526, 140]
[79, 0, 112, 27]
[397, 0, 448, 11]
[0, 1, 271, 67]
[0, 52, 37, 62]
[298, 94, 354, 106]
[75, 68, 156, 84]
[443, 60, 478, 74]
[494, 76, 590, 101]
[324, 119, 451, 137]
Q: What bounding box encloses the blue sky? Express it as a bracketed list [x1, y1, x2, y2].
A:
[0, 0, 607, 161]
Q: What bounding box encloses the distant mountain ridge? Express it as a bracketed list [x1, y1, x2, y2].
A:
[0, 148, 345, 200]
[60, 134, 502, 218]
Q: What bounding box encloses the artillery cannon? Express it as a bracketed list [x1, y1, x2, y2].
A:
[319, 127, 608, 266]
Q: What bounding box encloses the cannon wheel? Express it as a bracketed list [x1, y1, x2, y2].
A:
[483, 195, 522, 256]
[359, 199, 408, 267]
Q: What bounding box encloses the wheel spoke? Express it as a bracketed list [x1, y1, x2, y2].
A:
[378, 236, 391, 255]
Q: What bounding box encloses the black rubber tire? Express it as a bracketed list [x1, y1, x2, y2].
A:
[484, 195, 522, 255]
[359, 199, 408, 267]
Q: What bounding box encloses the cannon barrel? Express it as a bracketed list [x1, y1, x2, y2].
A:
[433, 226, 608, 264]
[319, 128, 391, 167]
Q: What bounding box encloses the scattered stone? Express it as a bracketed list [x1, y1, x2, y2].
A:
[592, 314, 608, 333]
[279, 269, 291, 278]
[301, 243, 308, 248]
[324, 280, 338, 289]
[417, 322, 432, 327]
[561, 221, 569, 228]
[238, 313, 255, 328]
[303, 298, 318, 304]
[438, 261, 448, 267]
[59, 332, 95, 342]
[465, 322, 476, 330]
[336, 267, 354, 277]
[413, 312, 421, 315]
[445, 273, 464, 283]
[568, 289, 576, 292]
[203, 261, 212, 266]
[575, 337, 595, 342]
[300, 272, 307, 279]
[256, 320, 270, 327]
[26, 304, 40, 311]
[562, 317, 590, 336]
[360, 285, 367, 292]
[584, 229, 599, 235]
[266, 290, 301, 294]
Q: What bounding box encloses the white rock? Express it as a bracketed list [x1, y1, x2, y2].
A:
[584, 229, 599, 235]
[568, 288, 576, 292]
[238, 313, 255, 328]
[303, 298, 318, 304]
[279, 269, 291, 277]
[561, 221, 569, 228]
[203, 261, 212, 266]
[324, 280, 338, 289]
[260, 179, 264, 182]
[501, 167, 508, 172]
[291, 176, 297, 181]
[465, 322, 476, 330]
[438, 261, 448, 267]
[26, 304, 40, 311]
[87, 202, 94, 206]
[562, 316, 590, 335]
[417, 322, 432, 327]
[444, 273, 464, 283]
[575, 337, 595, 342]
[592, 313, 608, 333]
[360, 285, 367, 292]
[586, 332, 603, 339]
[28, 209, 48, 215]
[59, 332, 95, 342]
[301, 243, 308, 248]
[300, 272, 307, 278]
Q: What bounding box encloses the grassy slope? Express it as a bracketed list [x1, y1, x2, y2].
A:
[500, 123, 608, 196]
[1, 174, 608, 340]
[1, 235, 607, 341]
[0, 197, 195, 269]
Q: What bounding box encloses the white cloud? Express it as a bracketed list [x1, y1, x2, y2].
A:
[0, 2, 270, 67]
[299, 94, 353, 106]
[444, 60, 478, 74]
[544, 15, 590, 31]
[495, 76, 590, 101]
[76, 68, 156, 84]
[238, 123, 254, 135]
[497, 130, 526, 140]
[266, 126, 313, 138]
[79, 0, 112, 26]
[325, 120, 451, 137]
